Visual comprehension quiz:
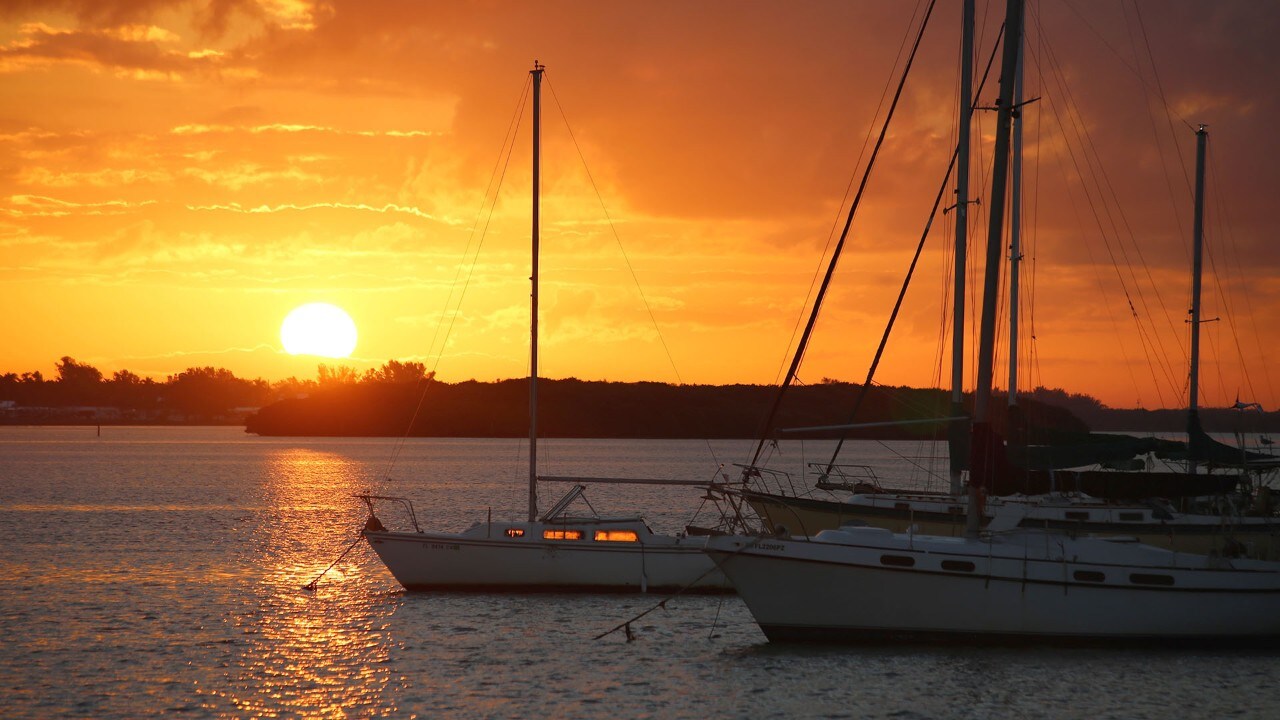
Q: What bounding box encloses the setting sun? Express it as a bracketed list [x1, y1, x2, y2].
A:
[0, 2, 1277, 410]
[281, 303, 358, 359]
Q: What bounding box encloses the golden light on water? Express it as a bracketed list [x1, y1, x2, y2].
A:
[208, 448, 402, 718]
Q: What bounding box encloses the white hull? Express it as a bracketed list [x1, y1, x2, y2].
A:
[366, 518, 731, 593]
[705, 527, 1280, 644]
[741, 488, 1280, 559]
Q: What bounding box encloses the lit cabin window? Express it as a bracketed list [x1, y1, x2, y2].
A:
[505, 528, 525, 538]
[594, 530, 639, 542]
[543, 529, 583, 540]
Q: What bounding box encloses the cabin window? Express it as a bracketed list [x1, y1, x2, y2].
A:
[543, 529, 583, 541]
[941, 560, 975, 572]
[1065, 511, 1090, 521]
[594, 530, 639, 543]
[1074, 570, 1105, 583]
[1118, 512, 1143, 521]
[1130, 573, 1175, 586]
[880, 554, 915, 568]
[505, 528, 525, 538]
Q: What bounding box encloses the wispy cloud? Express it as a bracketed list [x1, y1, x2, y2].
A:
[185, 201, 455, 223]
[1, 194, 158, 217]
[170, 123, 434, 138]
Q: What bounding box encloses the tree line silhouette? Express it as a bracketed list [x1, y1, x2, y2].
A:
[0, 357, 435, 424]
[3, 356, 1274, 436]
[244, 376, 1095, 439]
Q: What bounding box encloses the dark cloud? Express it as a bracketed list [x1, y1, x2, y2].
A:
[0, 24, 224, 74]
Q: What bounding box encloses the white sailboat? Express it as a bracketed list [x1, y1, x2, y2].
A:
[740, 484, 1280, 559]
[729, 0, 1278, 559]
[361, 63, 731, 593]
[705, 0, 1280, 643]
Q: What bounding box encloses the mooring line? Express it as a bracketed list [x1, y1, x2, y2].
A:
[303, 532, 366, 591]
[594, 534, 768, 642]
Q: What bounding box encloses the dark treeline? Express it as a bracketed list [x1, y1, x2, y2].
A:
[6, 357, 1276, 436]
[1019, 387, 1280, 435]
[244, 377, 1091, 439]
[0, 357, 432, 424]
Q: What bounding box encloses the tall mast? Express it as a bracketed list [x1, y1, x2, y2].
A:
[1007, 8, 1025, 407]
[1187, 124, 1207, 475]
[529, 61, 544, 521]
[948, 0, 975, 497]
[967, 0, 1023, 537]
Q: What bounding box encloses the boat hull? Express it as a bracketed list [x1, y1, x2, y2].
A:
[741, 488, 1280, 559]
[366, 523, 732, 593]
[704, 530, 1280, 644]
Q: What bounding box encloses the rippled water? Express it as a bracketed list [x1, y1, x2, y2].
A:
[2, 426, 1278, 719]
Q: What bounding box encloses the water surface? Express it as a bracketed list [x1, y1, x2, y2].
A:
[1, 426, 1276, 718]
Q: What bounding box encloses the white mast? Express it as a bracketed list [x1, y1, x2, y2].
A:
[1008, 10, 1025, 407]
[967, 0, 1023, 538]
[529, 61, 544, 521]
[949, 0, 975, 497]
[1188, 124, 1207, 475]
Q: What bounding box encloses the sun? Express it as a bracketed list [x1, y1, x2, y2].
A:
[280, 303, 358, 358]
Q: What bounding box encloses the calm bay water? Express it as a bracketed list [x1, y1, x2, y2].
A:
[2, 426, 1278, 719]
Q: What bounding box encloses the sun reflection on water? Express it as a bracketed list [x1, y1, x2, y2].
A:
[200, 448, 408, 719]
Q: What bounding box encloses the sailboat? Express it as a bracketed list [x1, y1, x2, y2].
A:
[728, 1, 1279, 559]
[705, 0, 1280, 643]
[361, 63, 732, 593]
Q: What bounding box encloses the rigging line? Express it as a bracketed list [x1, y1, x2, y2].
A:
[968, 78, 997, 393]
[1203, 230, 1239, 405]
[1207, 150, 1275, 404]
[932, 3, 974, 413]
[537, 74, 721, 471]
[1035, 40, 1181, 399]
[932, 218, 952, 393]
[820, 17, 1007, 471]
[824, 146, 959, 471]
[1127, 0, 1191, 266]
[381, 76, 532, 482]
[771, 0, 932, 392]
[1059, 0, 1195, 131]
[1049, 141, 1155, 407]
[1205, 323, 1227, 407]
[745, 0, 942, 473]
[425, 76, 533, 370]
[1062, 85, 1189, 372]
[1026, 3, 1043, 398]
[856, 381, 956, 488]
[540, 74, 679, 383]
[1037, 31, 1187, 375]
[1202, 157, 1260, 406]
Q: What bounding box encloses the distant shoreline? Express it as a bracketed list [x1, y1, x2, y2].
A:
[5, 378, 1277, 437]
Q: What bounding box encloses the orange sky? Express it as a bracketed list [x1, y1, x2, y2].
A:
[2, 0, 1277, 410]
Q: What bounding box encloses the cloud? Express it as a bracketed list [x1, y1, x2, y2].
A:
[185, 200, 452, 222]
[170, 123, 434, 138]
[0, 21, 232, 77]
[1, 194, 158, 217]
